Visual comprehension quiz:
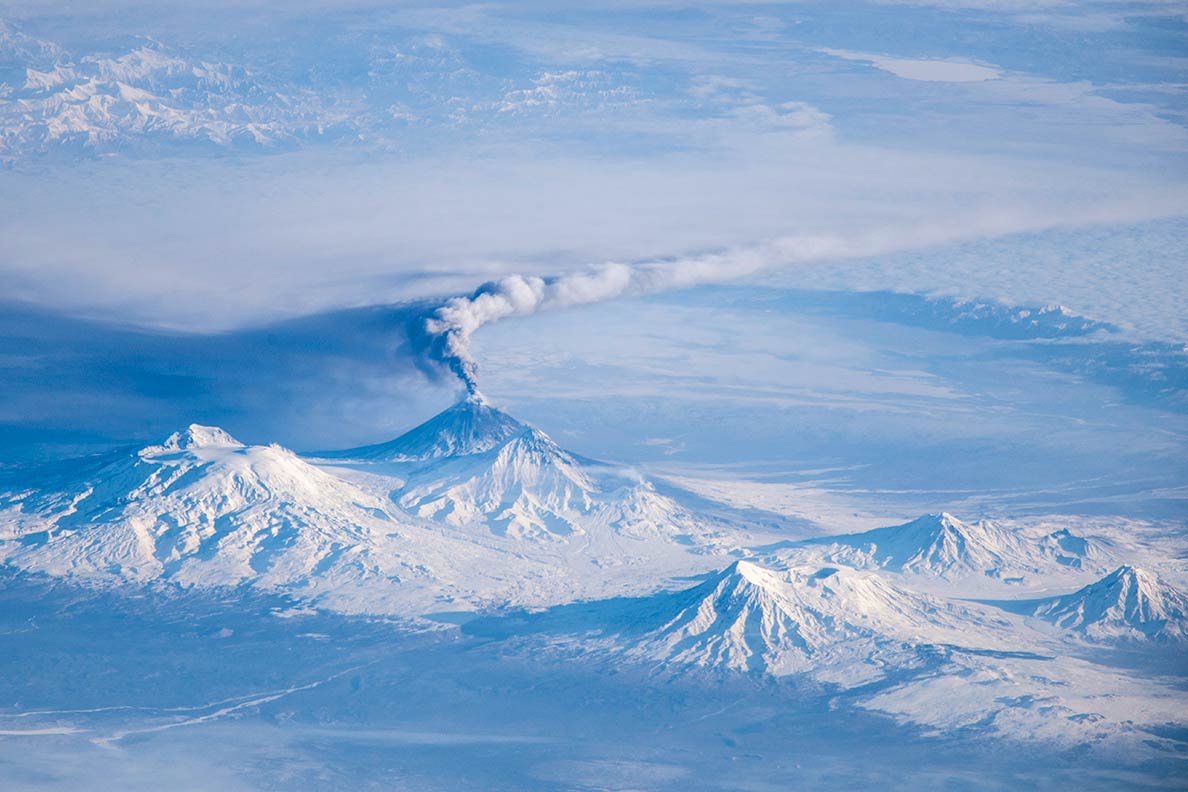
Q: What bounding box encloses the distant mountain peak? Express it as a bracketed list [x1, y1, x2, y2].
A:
[590, 559, 1015, 680]
[152, 424, 244, 452]
[800, 512, 1104, 581]
[499, 426, 568, 459]
[314, 398, 719, 545]
[320, 396, 525, 462]
[804, 512, 1017, 579]
[724, 558, 783, 589]
[916, 511, 968, 532]
[1034, 565, 1188, 642]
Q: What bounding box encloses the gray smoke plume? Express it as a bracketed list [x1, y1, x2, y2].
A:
[421, 221, 1030, 393]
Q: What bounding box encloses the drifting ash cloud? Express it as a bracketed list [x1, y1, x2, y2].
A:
[422, 222, 1006, 393]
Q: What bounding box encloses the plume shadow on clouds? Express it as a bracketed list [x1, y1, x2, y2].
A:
[0, 299, 458, 462]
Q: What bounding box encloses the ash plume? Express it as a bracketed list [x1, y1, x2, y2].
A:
[420, 222, 1018, 393]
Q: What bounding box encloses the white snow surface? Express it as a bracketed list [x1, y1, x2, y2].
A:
[860, 651, 1188, 750]
[569, 560, 1024, 685]
[0, 403, 1184, 751]
[324, 396, 734, 546]
[320, 393, 526, 462]
[0, 414, 749, 615]
[0, 424, 513, 613]
[1033, 565, 1188, 642]
[790, 512, 1111, 582]
[0, 24, 339, 159]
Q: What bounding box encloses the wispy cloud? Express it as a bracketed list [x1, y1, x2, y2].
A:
[821, 48, 1001, 82]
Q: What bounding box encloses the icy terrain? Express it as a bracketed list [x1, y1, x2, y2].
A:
[0, 416, 753, 616]
[1, 394, 1185, 792]
[1033, 565, 1188, 643]
[1, 3, 1186, 787]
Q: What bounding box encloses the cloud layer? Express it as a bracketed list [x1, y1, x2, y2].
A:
[420, 205, 1188, 392]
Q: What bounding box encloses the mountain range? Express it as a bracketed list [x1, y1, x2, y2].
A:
[535, 560, 1025, 687]
[0, 395, 1183, 749]
[0, 424, 523, 613]
[320, 393, 732, 546]
[0, 400, 749, 612]
[791, 512, 1108, 582]
[0, 22, 342, 159]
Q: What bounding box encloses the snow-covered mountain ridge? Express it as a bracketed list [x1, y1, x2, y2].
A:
[568, 560, 1025, 685]
[322, 395, 733, 545]
[0, 414, 750, 614]
[1033, 565, 1188, 642]
[0, 404, 1184, 753]
[789, 512, 1108, 582]
[464, 554, 1188, 749]
[0, 19, 643, 162]
[317, 393, 525, 462]
[0, 23, 344, 159]
[0, 424, 551, 614]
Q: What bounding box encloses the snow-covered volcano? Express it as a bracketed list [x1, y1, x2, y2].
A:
[327, 396, 728, 545]
[501, 559, 1023, 686]
[797, 512, 1104, 581]
[1033, 565, 1188, 642]
[319, 393, 525, 462]
[396, 425, 598, 538]
[0, 425, 507, 613]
